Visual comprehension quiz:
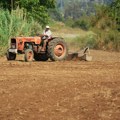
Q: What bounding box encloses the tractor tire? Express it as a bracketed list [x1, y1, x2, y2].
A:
[24, 49, 34, 62]
[34, 53, 40, 61]
[34, 53, 48, 61]
[6, 50, 16, 60]
[48, 38, 68, 61]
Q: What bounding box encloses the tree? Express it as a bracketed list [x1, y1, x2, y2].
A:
[109, 0, 120, 30]
[0, 0, 56, 26]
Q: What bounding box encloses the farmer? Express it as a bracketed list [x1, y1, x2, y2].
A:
[41, 25, 52, 51]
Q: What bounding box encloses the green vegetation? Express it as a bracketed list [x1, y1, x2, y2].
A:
[0, 0, 120, 56]
[91, 1, 120, 51]
[63, 0, 120, 51]
[52, 0, 120, 51]
[0, 0, 55, 26]
[0, 9, 42, 56]
[0, 0, 55, 56]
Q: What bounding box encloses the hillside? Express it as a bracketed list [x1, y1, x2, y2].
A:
[57, 0, 113, 11]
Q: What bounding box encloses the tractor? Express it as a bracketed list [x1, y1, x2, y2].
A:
[6, 35, 68, 62]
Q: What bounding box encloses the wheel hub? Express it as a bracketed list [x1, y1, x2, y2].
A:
[27, 51, 33, 60]
[54, 44, 65, 57]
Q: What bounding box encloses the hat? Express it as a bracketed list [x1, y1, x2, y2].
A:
[46, 25, 50, 29]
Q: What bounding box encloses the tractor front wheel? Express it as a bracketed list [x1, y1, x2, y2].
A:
[24, 49, 34, 62]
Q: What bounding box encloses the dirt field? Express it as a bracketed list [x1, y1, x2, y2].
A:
[0, 50, 120, 120]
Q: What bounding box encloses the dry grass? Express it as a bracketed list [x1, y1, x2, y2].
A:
[50, 22, 93, 38]
[50, 22, 96, 51]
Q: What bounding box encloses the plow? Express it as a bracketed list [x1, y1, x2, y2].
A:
[6, 35, 92, 62]
[67, 47, 92, 61]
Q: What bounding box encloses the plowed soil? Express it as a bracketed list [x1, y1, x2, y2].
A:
[0, 50, 120, 120]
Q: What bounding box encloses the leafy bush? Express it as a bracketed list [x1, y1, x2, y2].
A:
[48, 8, 64, 22]
[27, 6, 49, 27]
[93, 29, 120, 51]
[89, 2, 120, 51]
[104, 31, 120, 51]
[0, 0, 56, 27]
[65, 32, 97, 51]
[0, 8, 42, 55]
[64, 18, 74, 27]
[64, 17, 91, 31]
[72, 19, 90, 31]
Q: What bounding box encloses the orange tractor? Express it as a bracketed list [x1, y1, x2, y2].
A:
[6, 35, 68, 62]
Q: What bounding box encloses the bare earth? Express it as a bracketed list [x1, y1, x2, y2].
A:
[0, 50, 120, 120]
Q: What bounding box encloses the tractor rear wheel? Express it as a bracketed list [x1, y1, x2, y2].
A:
[6, 50, 16, 60]
[24, 49, 34, 62]
[34, 53, 48, 61]
[48, 38, 68, 61]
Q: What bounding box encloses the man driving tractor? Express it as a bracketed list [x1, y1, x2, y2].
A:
[41, 25, 52, 51]
[6, 25, 68, 62]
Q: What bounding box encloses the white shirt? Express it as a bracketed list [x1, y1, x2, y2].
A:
[43, 29, 52, 39]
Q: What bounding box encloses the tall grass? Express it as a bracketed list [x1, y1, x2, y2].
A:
[94, 29, 120, 51]
[65, 32, 97, 51]
[0, 8, 42, 56]
[66, 30, 120, 52]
